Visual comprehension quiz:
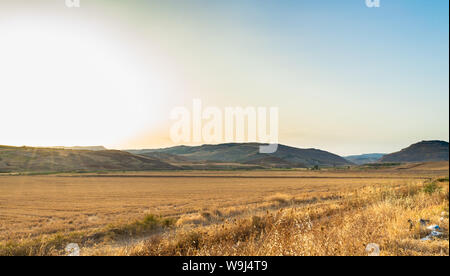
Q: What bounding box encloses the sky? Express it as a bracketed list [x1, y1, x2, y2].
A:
[0, 0, 448, 156]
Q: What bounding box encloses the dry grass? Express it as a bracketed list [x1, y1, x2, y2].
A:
[266, 193, 293, 205]
[0, 169, 448, 256]
[0, 213, 175, 256]
[111, 180, 449, 256]
[2, 171, 421, 241]
[176, 213, 210, 227]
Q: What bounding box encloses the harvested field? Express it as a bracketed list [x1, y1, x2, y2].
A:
[0, 167, 448, 256]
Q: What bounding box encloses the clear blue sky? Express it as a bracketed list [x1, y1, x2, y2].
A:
[0, 0, 448, 155]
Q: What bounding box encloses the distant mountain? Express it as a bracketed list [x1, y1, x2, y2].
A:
[2, 141, 447, 173]
[344, 153, 385, 165]
[134, 151, 191, 163]
[130, 143, 352, 168]
[0, 145, 177, 173]
[380, 141, 449, 163]
[51, 146, 107, 151]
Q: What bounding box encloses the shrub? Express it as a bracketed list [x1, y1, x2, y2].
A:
[423, 181, 442, 194]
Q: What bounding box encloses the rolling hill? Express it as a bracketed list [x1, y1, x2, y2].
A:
[380, 140, 449, 163]
[0, 145, 177, 173]
[344, 153, 385, 165]
[5, 141, 446, 173]
[50, 146, 107, 151]
[130, 143, 352, 168]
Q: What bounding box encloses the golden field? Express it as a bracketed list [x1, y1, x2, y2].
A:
[0, 164, 448, 256]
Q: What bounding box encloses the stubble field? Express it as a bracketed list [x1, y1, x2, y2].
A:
[0, 165, 448, 256]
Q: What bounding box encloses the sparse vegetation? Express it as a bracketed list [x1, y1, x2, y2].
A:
[364, 163, 401, 168]
[266, 193, 293, 205]
[0, 213, 174, 256]
[0, 168, 448, 256]
[423, 180, 443, 194]
[117, 180, 448, 256]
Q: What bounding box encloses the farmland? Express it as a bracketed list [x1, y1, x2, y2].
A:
[0, 164, 448, 256]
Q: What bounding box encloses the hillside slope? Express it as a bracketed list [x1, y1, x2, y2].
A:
[51, 146, 107, 151]
[0, 146, 177, 173]
[345, 153, 385, 165]
[131, 143, 352, 168]
[380, 141, 449, 163]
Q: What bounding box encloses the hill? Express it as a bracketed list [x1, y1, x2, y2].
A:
[380, 140, 449, 163]
[0, 146, 177, 173]
[50, 146, 107, 151]
[130, 143, 352, 168]
[391, 161, 450, 171]
[344, 153, 385, 165]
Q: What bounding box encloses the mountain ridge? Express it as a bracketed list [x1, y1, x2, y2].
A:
[2, 140, 448, 173]
[0, 146, 177, 173]
[50, 146, 107, 151]
[380, 140, 449, 163]
[344, 153, 385, 165]
[128, 143, 352, 168]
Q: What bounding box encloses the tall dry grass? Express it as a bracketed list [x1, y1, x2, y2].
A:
[1, 176, 448, 256]
[107, 180, 449, 256]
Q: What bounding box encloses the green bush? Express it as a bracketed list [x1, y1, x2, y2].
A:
[423, 181, 442, 194]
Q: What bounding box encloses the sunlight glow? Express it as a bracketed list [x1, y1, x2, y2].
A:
[0, 16, 169, 148]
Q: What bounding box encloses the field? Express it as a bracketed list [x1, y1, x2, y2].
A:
[0, 164, 448, 256]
